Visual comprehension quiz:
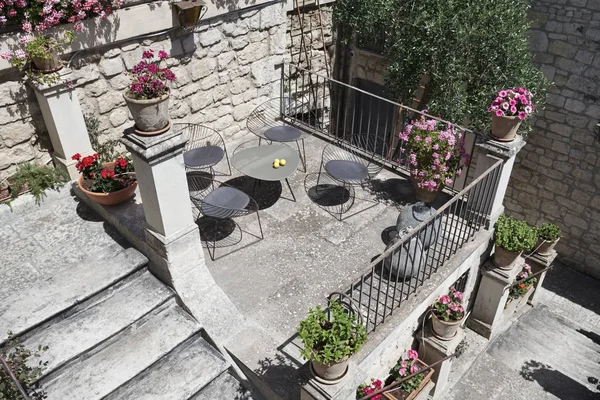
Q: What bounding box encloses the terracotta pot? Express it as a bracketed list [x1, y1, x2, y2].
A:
[32, 53, 62, 72]
[491, 114, 522, 142]
[123, 89, 170, 133]
[410, 178, 443, 204]
[311, 357, 349, 382]
[535, 238, 559, 257]
[78, 162, 137, 206]
[493, 246, 522, 270]
[431, 313, 463, 340]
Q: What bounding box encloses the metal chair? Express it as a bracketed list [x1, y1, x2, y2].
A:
[316, 134, 388, 220]
[246, 97, 311, 172]
[187, 172, 263, 261]
[174, 123, 232, 176]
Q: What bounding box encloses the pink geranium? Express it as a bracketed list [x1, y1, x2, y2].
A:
[433, 288, 465, 322]
[127, 49, 176, 100]
[391, 350, 427, 395]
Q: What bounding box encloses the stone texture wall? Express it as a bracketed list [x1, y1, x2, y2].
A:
[504, 0, 600, 279]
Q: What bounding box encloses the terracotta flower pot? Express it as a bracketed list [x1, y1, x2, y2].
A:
[491, 114, 522, 142]
[431, 313, 463, 340]
[311, 357, 349, 382]
[493, 246, 522, 270]
[78, 162, 137, 206]
[410, 178, 443, 204]
[123, 89, 170, 133]
[32, 53, 62, 72]
[535, 238, 559, 257]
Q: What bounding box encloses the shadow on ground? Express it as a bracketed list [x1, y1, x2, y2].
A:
[542, 264, 600, 317]
[520, 360, 600, 399]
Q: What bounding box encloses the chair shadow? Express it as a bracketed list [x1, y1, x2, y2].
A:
[303, 172, 355, 218]
[520, 360, 600, 399]
[223, 176, 282, 211]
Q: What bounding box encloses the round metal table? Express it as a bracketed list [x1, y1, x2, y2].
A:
[231, 144, 300, 201]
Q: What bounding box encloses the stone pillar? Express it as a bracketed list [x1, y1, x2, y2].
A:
[473, 135, 526, 228]
[417, 324, 465, 399]
[527, 250, 557, 306]
[31, 68, 93, 180]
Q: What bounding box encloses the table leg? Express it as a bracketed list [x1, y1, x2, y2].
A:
[285, 178, 297, 202]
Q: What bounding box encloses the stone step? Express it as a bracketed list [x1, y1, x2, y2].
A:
[0, 247, 147, 340]
[104, 333, 230, 400]
[19, 268, 174, 378]
[189, 371, 254, 400]
[40, 299, 201, 400]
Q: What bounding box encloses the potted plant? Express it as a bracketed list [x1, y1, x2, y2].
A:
[72, 153, 137, 206]
[384, 350, 434, 400]
[488, 88, 535, 142]
[0, 31, 75, 86]
[123, 49, 176, 135]
[493, 214, 537, 270]
[535, 222, 561, 257]
[357, 379, 383, 400]
[298, 300, 367, 383]
[399, 114, 470, 203]
[508, 264, 537, 302]
[431, 287, 465, 340]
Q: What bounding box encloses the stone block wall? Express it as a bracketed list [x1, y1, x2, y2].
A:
[504, 0, 600, 279]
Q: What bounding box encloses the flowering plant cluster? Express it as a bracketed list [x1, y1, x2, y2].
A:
[391, 350, 425, 394]
[509, 264, 537, 300]
[432, 287, 465, 322]
[399, 115, 470, 192]
[127, 49, 176, 100]
[356, 379, 382, 400]
[72, 153, 134, 193]
[0, 0, 122, 32]
[488, 88, 535, 120]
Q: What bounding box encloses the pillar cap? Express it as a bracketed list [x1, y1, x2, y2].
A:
[121, 126, 187, 165]
[28, 68, 75, 95]
[476, 134, 526, 159]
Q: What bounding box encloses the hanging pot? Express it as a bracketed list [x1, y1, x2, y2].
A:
[123, 89, 170, 134]
[396, 201, 441, 250]
[491, 114, 522, 142]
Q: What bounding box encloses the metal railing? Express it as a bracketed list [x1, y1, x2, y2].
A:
[0, 354, 31, 400]
[341, 159, 502, 333]
[280, 63, 480, 192]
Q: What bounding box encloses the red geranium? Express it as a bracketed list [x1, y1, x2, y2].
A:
[72, 153, 135, 193]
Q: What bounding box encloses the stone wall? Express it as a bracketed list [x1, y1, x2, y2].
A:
[504, 0, 600, 279]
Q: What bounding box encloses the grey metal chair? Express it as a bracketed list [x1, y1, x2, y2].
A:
[187, 172, 263, 260]
[174, 123, 232, 177]
[316, 134, 388, 220]
[246, 97, 311, 172]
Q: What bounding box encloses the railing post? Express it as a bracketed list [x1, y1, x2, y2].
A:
[472, 135, 526, 228]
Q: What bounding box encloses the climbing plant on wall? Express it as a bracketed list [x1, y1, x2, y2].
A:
[333, 0, 548, 133]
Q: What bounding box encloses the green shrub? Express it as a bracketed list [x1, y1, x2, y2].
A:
[536, 222, 561, 242]
[8, 163, 68, 204]
[494, 214, 537, 253]
[0, 332, 48, 400]
[298, 300, 367, 365]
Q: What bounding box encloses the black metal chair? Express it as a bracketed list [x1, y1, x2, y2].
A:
[187, 172, 263, 260]
[174, 123, 232, 177]
[316, 134, 388, 220]
[246, 97, 311, 172]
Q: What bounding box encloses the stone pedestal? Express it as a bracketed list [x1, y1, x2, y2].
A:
[300, 360, 366, 400]
[31, 69, 93, 180]
[467, 258, 522, 339]
[527, 250, 557, 306]
[417, 323, 465, 399]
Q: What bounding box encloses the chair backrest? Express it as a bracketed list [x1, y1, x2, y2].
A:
[247, 98, 292, 135]
[173, 123, 222, 152]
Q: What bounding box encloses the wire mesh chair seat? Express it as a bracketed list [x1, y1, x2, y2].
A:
[188, 172, 263, 260]
[247, 97, 311, 171]
[174, 123, 232, 176]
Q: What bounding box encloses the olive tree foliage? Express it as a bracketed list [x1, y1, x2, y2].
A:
[333, 0, 549, 133]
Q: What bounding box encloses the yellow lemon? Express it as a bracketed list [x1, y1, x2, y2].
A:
[280, 159, 286, 166]
[274, 158, 280, 164]
[273, 162, 280, 169]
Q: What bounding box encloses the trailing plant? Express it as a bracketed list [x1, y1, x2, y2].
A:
[399, 114, 470, 192]
[0, 332, 48, 400]
[333, 0, 548, 134]
[357, 379, 383, 400]
[72, 153, 135, 193]
[494, 214, 537, 253]
[297, 300, 367, 365]
[8, 162, 67, 204]
[432, 287, 464, 322]
[509, 264, 537, 300]
[126, 49, 176, 100]
[390, 350, 424, 394]
[536, 222, 561, 242]
[85, 114, 120, 162]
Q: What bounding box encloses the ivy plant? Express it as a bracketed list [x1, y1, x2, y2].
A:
[333, 0, 549, 134]
[0, 333, 48, 400]
[494, 214, 537, 253]
[536, 222, 561, 242]
[297, 300, 367, 365]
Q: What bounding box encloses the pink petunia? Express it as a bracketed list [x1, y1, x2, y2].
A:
[518, 111, 527, 120]
[510, 105, 517, 114]
[496, 110, 505, 117]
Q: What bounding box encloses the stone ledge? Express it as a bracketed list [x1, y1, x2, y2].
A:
[476, 134, 526, 159]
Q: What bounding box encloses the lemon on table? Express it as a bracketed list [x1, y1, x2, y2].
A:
[274, 158, 280, 164]
[273, 162, 280, 169]
[280, 159, 286, 166]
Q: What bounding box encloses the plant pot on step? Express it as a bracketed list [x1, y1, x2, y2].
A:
[431, 313, 463, 340]
[493, 246, 522, 270]
[123, 89, 170, 134]
[32, 53, 62, 72]
[311, 357, 349, 382]
[535, 238, 559, 257]
[410, 178, 443, 204]
[78, 162, 137, 206]
[383, 359, 435, 400]
[491, 114, 521, 142]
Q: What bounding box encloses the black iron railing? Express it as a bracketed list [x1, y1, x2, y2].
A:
[280, 63, 480, 192]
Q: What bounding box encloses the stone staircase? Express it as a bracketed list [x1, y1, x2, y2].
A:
[0, 245, 252, 400]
